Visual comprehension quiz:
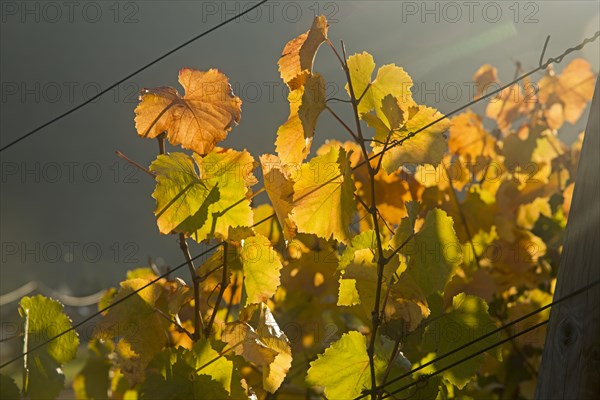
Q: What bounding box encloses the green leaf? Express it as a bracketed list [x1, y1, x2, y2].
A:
[290, 145, 356, 243]
[396, 208, 461, 296]
[186, 149, 257, 242]
[241, 234, 283, 305]
[150, 149, 257, 242]
[95, 279, 170, 384]
[19, 295, 79, 400]
[72, 340, 113, 400]
[338, 230, 377, 271]
[142, 347, 228, 400]
[149, 152, 218, 235]
[0, 374, 21, 400]
[306, 331, 406, 399]
[192, 339, 245, 397]
[422, 293, 499, 388]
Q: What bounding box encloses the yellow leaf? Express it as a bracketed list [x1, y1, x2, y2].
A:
[278, 15, 328, 89]
[275, 74, 326, 165]
[472, 64, 499, 100]
[373, 106, 450, 174]
[260, 154, 296, 240]
[290, 145, 356, 242]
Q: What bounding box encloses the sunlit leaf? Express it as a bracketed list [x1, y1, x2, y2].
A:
[135, 68, 242, 155]
[306, 331, 406, 398]
[394, 208, 461, 296]
[73, 340, 113, 400]
[95, 279, 170, 384]
[180, 148, 257, 242]
[142, 347, 228, 400]
[373, 106, 450, 174]
[222, 304, 292, 393]
[149, 152, 219, 235]
[290, 145, 356, 242]
[19, 295, 79, 400]
[538, 59, 595, 129]
[278, 15, 328, 89]
[275, 74, 326, 165]
[260, 154, 296, 240]
[422, 293, 499, 388]
[241, 234, 283, 305]
[346, 52, 415, 118]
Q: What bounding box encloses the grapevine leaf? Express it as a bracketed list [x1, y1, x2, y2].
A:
[260, 154, 296, 240]
[241, 234, 283, 305]
[278, 15, 328, 89]
[95, 279, 170, 384]
[338, 230, 377, 271]
[395, 208, 461, 296]
[72, 340, 113, 400]
[346, 53, 415, 118]
[485, 84, 530, 133]
[306, 331, 401, 399]
[382, 273, 431, 338]
[449, 110, 497, 162]
[373, 106, 450, 174]
[135, 68, 242, 155]
[149, 152, 218, 236]
[338, 277, 361, 306]
[19, 295, 79, 400]
[354, 155, 416, 230]
[538, 59, 595, 128]
[222, 304, 292, 393]
[290, 145, 356, 243]
[193, 339, 245, 397]
[256, 304, 293, 393]
[171, 148, 257, 242]
[221, 322, 278, 367]
[422, 293, 499, 388]
[275, 74, 326, 165]
[142, 347, 228, 400]
[472, 64, 499, 100]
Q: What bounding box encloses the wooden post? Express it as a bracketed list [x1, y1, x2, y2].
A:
[535, 76, 600, 399]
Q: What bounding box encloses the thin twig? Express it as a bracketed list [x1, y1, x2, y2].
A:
[179, 233, 204, 340]
[337, 37, 387, 399]
[205, 242, 229, 337]
[115, 150, 156, 177]
[326, 105, 360, 141]
[154, 307, 194, 340]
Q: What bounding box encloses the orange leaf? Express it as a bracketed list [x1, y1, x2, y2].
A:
[278, 15, 328, 90]
[135, 68, 242, 155]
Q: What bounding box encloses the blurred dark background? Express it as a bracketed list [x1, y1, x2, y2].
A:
[1, 0, 598, 368]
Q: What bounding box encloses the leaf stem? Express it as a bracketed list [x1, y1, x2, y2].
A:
[115, 150, 156, 177]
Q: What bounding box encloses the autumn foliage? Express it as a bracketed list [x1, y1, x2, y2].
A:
[1, 15, 596, 400]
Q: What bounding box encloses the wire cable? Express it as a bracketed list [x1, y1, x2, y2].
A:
[355, 279, 600, 399]
[0, 0, 269, 153]
[0, 242, 222, 369]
